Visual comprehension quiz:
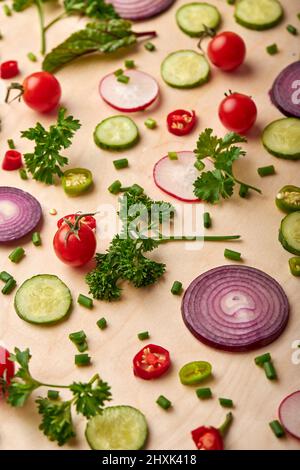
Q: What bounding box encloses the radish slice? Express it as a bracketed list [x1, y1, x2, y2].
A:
[153, 152, 200, 202]
[270, 61, 300, 118]
[182, 266, 289, 352]
[99, 70, 159, 113]
[0, 187, 42, 242]
[111, 0, 175, 20]
[279, 391, 300, 440]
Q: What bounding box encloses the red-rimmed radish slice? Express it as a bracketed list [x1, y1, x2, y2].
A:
[0, 186, 42, 243]
[182, 265, 289, 352]
[99, 70, 159, 113]
[269, 61, 300, 118]
[279, 391, 300, 440]
[111, 0, 175, 20]
[153, 151, 200, 202]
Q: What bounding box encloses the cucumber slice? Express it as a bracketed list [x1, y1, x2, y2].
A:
[94, 116, 139, 151]
[279, 212, 300, 256]
[161, 50, 210, 89]
[86, 406, 148, 450]
[262, 118, 300, 160]
[15, 275, 72, 325]
[235, 0, 283, 30]
[176, 2, 221, 37]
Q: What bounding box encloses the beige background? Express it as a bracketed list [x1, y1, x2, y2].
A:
[0, 0, 300, 450]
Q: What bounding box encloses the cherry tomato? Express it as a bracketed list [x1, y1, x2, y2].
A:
[133, 344, 171, 380]
[57, 214, 97, 231]
[167, 109, 196, 136]
[0, 346, 14, 397]
[0, 60, 19, 79]
[53, 214, 96, 267]
[2, 150, 22, 171]
[218, 92, 257, 134]
[207, 32, 246, 72]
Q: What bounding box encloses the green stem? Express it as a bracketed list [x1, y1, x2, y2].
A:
[157, 235, 241, 243]
[35, 0, 46, 55]
[39, 383, 70, 389]
[224, 171, 261, 194]
[218, 412, 233, 437]
[44, 11, 68, 31]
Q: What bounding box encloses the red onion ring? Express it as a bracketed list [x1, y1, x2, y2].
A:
[269, 61, 300, 118]
[111, 0, 175, 20]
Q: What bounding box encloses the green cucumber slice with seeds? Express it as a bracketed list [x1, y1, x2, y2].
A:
[262, 118, 300, 160]
[176, 2, 221, 37]
[86, 406, 148, 450]
[279, 212, 300, 256]
[94, 116, 139, 151]
[14, 275, 72, 325]
[235, 0, 283, 30]
[161, 50, 210, 89]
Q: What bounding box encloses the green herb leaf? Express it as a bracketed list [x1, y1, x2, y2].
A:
[36, 398, 75, 446]
[70, 376, 111, 418]
[63, 0, 119, 19]
[194, 170, 234, 204]
[7, 348, 41, 407]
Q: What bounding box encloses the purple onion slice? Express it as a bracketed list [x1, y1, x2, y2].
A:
[0, 186, 42, 242]
[269, 61, 300, 118]
[182, 265, 289, 352]
[111, 0, 175, 20]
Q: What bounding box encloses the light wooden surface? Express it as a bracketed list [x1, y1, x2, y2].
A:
[0, 0, 300, 451]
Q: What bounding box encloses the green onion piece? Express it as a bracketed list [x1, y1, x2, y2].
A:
[298, 13, 300, 21]
[269, 420, 285, 438]
[108, 180, 122, 195]
[239, 184, 249, 198]
[113, 158, 128, 170]
[77, 294, 93, 309]
[266, 44, 279, 55]
[2, 277, 16, 295]
[227, 0, 235, 4]
[77, 342, 88, 353]
[129, 183, 144, 196]
[47, 390, 59, 400]
[32, 232, 41, 246]
[257, 165, 275, 177]
[0, 271, 13, 282]
[114, 68, 124, 77]
[27, 52, 37, 62]
[117, 74, 130, 84]
[171, 280, 183, 295]
[194, 160, 205, 171]
[3, 5, 12, 16]
[97, 317, 107, 330]
[168, 152, 178, 160]
[144, 42, 156, 52]
[203, 212, 211, 229]
[196, 387, 212, 399]
[263, 361, 277, 380]
[69, 330, 87, 345]
[255, 352, 271, 366]
[19, 168, 28, 180]
[219, 397, 234, 408]
[224, 248, 242, 262]
[287, 24, 298, 35]
[156, 395, 171, 410]
[144, 118, 157, 129]
[137, 331, 150, 341]
[9, 247, 25, 263]
[75, 353, 91, 367]
[125, 59, 135, 69]
[7, 139, 15, 149]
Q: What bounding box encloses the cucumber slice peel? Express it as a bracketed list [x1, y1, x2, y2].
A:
[85, 406, 148, 450]
[176, 2, 221, 37]
[279, 212, 300, 256]
[94, 116, 139, 151]
[235, 0, 283, 31]
[161, 50, 210, 89]
[262, 118, 300, 160]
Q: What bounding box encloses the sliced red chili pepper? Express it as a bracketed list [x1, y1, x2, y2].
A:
[2, 150, 22, 171]
[57, 214, 96, 231]
[0, 346, 15, 398]
[133, 344, 170, 380]
[167, 109, 196, 136]
[0, 60, 19, 79]
[191, 426, 224, 450]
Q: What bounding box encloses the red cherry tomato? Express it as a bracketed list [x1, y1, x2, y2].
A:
[53, 214, 96, 267]
[207, 32, 246, 72]
[0, 346, 15, 397]
[167, 109, 196, 136]
[0, 60, 19, 79]
[2, 150, 22, 171]
[133, 344, 171, 380]
[218, 92, 257, 134]
[57, 214, 97, 231]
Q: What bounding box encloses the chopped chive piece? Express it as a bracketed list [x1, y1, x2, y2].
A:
[3, 5, 12, 16]
[7, 139, 15, 149]
[108, 180, 122, 194]
[129, 183, 144, 196]
[298, 13, 300, 21]
[203, 212, 211, 229]
[263, 361, 277, 380]
[219, 398, 234, 408]
[144, 42, 156, 52]
[9, 247, 25, 263]
[171, 280, 183, 295]
[75, 353, 91, 366]
[196, 387, 212, 399]
[69, 330, 87, 344]
[19, 168, 28, 180]
[117, 74, 130, 84]
[138, 331, 150, 341]
[0, 271, 13, 282]
[77, 294, 93, 309]
[114, 68, 123, 77]
[255, 352, 271, 366]
[194, 160, 205, 171]
[77, 342, 88, 353]
[287, 24, 298, 35]
[125, 59, 135, 69]
[144, 118, 157, 129]
[97, 317, 107, 330]
[257, 165, 275, 177]
[113, 158, 128, 170]
[224, 248, 242, 261]
[32, 231, 41, 246]
[156, 395, 171, 410]
[269, 420, 285, 438]
[27, 52, 37, 62]
[47, 390, 59, 400]
[168, 151, 178, 160]
[2, 277, 16, 295]
[239, 184, 249, 198]
[227, 0, 235, 4]
[266, 44, 279, 55]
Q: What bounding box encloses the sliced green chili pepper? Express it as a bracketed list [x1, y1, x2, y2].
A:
[276, 185, 300, 213]
[62, 168, 93, 196]
[289, 257, 300, 276]
[179, 361, 212, 385]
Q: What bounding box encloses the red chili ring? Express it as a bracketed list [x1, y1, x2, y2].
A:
[2, 150, 23, 171]
[0, 60, 19, 79]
